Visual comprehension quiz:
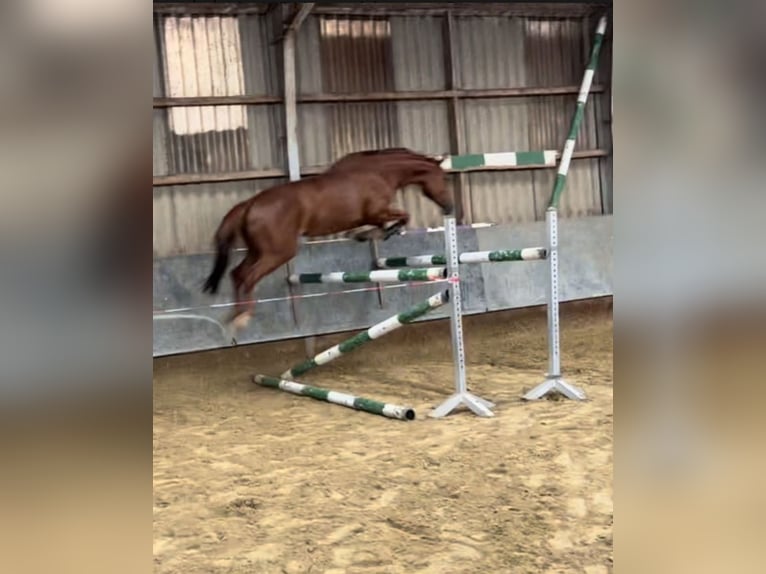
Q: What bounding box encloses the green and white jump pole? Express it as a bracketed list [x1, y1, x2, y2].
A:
[439, 150, 557, 171]
[287, 267, 446, 285]
[523, 14, 608, 402]
[376, 248, 547, 269]
[281, 290, 449, 380]
[253, 375, 416, 421]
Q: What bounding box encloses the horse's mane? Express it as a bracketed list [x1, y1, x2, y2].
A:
[327, 147, 444, 171]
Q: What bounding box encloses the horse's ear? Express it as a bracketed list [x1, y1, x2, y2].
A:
[428, 153, 448, 164]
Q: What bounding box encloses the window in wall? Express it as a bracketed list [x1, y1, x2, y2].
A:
[161, 15, 250, 174]
[319, 17, 398, 157]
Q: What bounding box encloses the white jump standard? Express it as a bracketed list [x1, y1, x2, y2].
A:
[522, 14, 607, 402]
[522, 209, 586, 401]
[430, 216, 495, 418]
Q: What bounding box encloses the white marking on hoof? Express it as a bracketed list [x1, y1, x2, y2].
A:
[232, 312, 252, 332]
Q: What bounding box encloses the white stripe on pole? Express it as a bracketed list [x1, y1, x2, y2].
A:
[597, 15, 607, 35]
[368, 315, 404, 339]
[543, 150, 558, 165]
[326, 390, 356, 408]
[314, 346, 344, 366]
[578, 69, 595, 104]
[483, 152, 518, 167]
[558, 139, 576, 176]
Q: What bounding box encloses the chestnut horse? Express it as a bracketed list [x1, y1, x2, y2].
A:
[202, 148, 452, 337]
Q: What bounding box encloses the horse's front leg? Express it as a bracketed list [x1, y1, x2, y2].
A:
[379, 208, 410, 240]
[349, 225, 383, 242]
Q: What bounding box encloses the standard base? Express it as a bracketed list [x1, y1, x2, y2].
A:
[429, 391, 495, 418]
[522, 377, 586, 401]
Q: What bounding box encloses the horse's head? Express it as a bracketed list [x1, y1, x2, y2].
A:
[417, 169, 454, 216]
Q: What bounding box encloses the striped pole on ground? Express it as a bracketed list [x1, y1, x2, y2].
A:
[439, 150, 557, 171]
[281, 290, 449, 380]
[253, 375, 416, 421]
[287, 267, 446, 284]
[548, 15, 608, 209]
[376, 248, 547, 269]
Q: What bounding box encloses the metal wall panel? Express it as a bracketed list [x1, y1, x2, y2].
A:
[153, 18, 171, 177]
[153, 188, 176, 257]
[153, 13, 284, 175]
[453, 16, 528, 89]
[390, 16, 450, 229]
[295, 17, 332, 168]
[173, 179, 286, 253]
[239, 14, 285, 171]
[463, 97, 531, 152]
[319, 16, 398, 157]
[155, 178, 287, 257]
[467, 171, 537, 224]
[532, 158, 601, 219]
[390, 16, 446, 91]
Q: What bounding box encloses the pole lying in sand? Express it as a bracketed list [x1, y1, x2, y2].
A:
[253, 375, 416, 421]
[287, 267, 446, 285]
[376, 248, 547, 269]
[281, 290, 449, 380]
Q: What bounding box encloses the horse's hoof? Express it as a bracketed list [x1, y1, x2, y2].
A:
[383, 227, 403, 241]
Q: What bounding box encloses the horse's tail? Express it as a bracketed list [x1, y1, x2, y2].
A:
[202, 203, 245, 295]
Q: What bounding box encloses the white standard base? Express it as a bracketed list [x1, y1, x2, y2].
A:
[429, 391, 496, 418]
[522, 377, 587, 401]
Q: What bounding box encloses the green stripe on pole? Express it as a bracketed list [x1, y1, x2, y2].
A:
[488, 249, 527, 262]
[297, 273, 323, 283]
[514, 151, 546, 166]
[382, 256, 409, 268]
[253, 375, 416, 421]
[450, 154, 485, 170]
[337, 331, 372, 354]
[288, 357, 319, 378]
[396, 296, 445, 323]
[548, 16, 607, 210]
[341, 271, 374, 282]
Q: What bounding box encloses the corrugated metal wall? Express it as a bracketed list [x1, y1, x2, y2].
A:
[153, 7, 612, 257]
[153, 11, 286, 256]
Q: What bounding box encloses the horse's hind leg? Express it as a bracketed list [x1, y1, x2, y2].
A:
[225, 255, 256, 344]
[226, 249, 296, 339]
